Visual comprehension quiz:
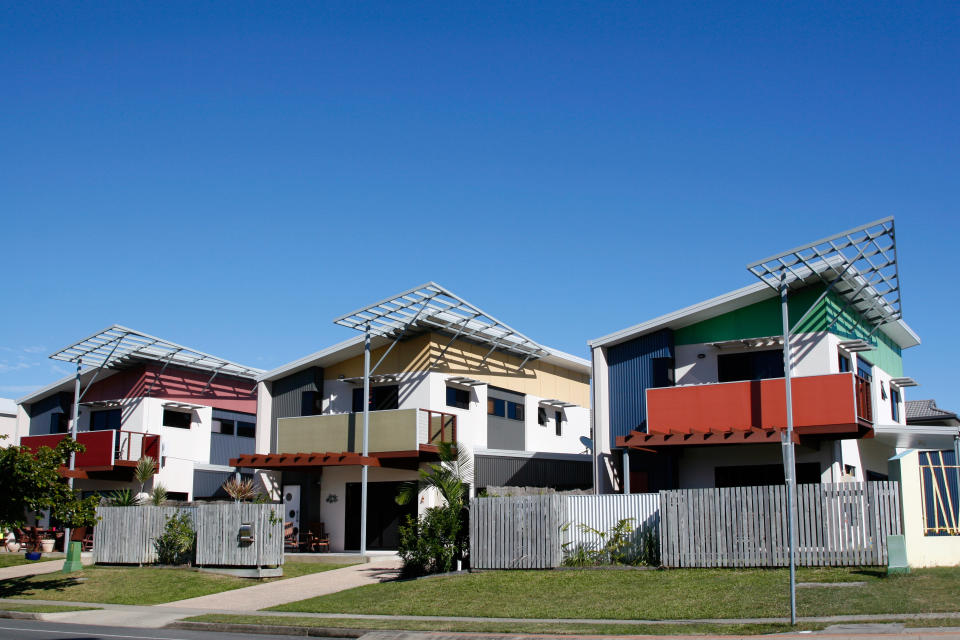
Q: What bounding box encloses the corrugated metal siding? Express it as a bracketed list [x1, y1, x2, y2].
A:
[607, 329, 674, 441]
[193, 469, 253, 499]
[475, 455, 592, 490]
[564, 493, 660, 549]
[210, 433, 255, 466]
[269, 367, 323, 451]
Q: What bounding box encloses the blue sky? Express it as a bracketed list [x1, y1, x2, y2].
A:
[2, 2, 958, 410]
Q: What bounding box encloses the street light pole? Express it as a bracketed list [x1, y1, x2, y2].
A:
[63, 359, 82, 549]
[780, 276, 798, 626]
[360, 327, 370, 557]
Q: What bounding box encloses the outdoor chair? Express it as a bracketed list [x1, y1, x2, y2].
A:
[308, 522, 330, 553]
[283, 522, 300, 552]
[70, 526, 94, 551]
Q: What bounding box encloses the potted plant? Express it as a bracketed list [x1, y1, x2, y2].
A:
[40, 537, 55, 553]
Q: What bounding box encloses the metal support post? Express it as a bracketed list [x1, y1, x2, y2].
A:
[360, 328, 371, 557]
[64, 360, 82, 547]
[780, 277, 798, 626]
[622, 450, 631, 494]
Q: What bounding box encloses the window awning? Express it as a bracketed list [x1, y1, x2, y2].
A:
[333, 282, 550, 364]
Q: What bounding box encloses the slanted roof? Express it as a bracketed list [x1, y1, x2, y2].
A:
[49, 325, 264, 380]
[906, 399, 959, 424]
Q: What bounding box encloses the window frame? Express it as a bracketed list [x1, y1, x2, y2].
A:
[162, 409, 192, 429]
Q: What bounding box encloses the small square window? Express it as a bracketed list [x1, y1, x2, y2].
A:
[487, 398, 505, 417]
[507, 401, 524, 421]
[446, 387, 470, 410]
[162, 409, 192, 429]
[237, 421, 256, 438]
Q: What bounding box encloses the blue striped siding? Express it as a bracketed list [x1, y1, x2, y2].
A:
[607, 329, 674, 441]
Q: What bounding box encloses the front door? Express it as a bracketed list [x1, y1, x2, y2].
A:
[344, 482, 416, 551]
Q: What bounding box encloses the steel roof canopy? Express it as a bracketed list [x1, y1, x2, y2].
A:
[48, 325, 264, 379]
[746, 217, 902, 330]
[333, 282, 551, 361]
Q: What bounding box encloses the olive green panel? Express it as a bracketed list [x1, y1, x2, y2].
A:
[277, 409, 419, 454]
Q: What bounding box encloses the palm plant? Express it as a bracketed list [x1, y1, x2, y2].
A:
[107, 489, 140, 507]
[150, 483, 168, 506]
[221, 477, 257, 503]
[134, 456, 157, 497]
[396, 442, 472, 509]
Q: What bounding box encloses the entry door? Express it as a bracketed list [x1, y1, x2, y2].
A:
[283, 485, 301, 534]
[344, 482, 417, 551]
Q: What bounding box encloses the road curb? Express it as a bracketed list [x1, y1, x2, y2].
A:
[0, 610, 42, 621]
[170, 620, 372, 637]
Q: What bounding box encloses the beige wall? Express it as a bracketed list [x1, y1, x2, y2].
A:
[328, 333, 590, 407]
[278, 409, 419, 454]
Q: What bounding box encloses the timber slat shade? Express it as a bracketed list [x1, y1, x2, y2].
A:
[231, 452, 384, 468]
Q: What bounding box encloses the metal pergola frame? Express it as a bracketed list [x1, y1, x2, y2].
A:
[333, 282, 550, 557]
[745, 216, 902, 626]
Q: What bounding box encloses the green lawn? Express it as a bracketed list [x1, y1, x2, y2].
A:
[1, 559, 354, 605]
[0, 603, 100, 613]
[270, 566, 960, 620]
[0, 555, 56, 569]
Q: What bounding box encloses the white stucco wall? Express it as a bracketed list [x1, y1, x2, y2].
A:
[892, 450, 960, 567]
[676, 442, 842, 489]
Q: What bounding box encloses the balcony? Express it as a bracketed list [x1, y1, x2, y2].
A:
[21, 430, 161, 477]
[276, 408, 457, 456]
[644, 372, 868, 438]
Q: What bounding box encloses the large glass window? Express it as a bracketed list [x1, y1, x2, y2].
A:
[351, 385, 399, 412]
[891, 388, 901, 422]
[717, 349, 784, 382]
[162, 409, 192, 429]
[446, 387, 470, 410]
[857, 357, 873, 381]
[90, 409, 121, 431]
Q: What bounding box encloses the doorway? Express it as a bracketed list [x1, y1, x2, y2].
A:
[344, 481, 416, 550]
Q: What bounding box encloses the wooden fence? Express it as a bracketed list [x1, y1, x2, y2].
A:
[470, 493, 660, 569]
[93, 503, 283, 567]
[659, 481, 901, 567]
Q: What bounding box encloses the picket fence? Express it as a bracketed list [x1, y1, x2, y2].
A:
[469, 482, 901, 569]
[469, 493, 660, 569]
[93, 503, 283, 567]
[659, 481, 901, 567]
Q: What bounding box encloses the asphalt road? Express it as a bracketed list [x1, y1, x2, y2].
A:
[0, 619, 347, 640]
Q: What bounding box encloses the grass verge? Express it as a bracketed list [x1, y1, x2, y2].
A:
[182, 614, 828, 636]
[1, 560, 354, 605]
[270, 566, 960, 620]
[0, 603, 101, 613]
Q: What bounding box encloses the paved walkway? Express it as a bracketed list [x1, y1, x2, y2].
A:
[0, 560, 65, 581]
[158, 553, 403, 611]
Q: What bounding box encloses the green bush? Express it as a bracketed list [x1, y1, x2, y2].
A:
[561, 518, 660, 567]
[397, 505, 463, 578]
[154, 512, 195, 565]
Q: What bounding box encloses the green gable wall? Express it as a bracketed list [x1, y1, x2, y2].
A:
[673, 286, 904, 376]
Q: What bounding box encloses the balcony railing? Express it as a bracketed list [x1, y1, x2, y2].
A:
[420, 409, 457, 446]
[21, 430, 160, 469]
[855, 374, 873, 423]
[645, 373, 864, 436]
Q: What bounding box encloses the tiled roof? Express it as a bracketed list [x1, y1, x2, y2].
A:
[905, 399, 957, 421]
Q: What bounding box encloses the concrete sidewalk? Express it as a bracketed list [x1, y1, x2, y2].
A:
[0, 560, 65, 581]
[158, 553, 403, 611]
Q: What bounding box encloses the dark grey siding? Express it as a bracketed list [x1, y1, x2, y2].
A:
[607, 329, 674, 442]
[475, 455, 592, 490]
[486, 387, 525, 450]
[209, 433, 255, 466]
[193, 469, 253, 499]
[269, 367, 323, 450]
[26, 393, 73, 435]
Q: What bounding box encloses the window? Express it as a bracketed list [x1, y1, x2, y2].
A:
[507, 401, 524, 421]
[237, 421, 256, 438]
[487, 397, 505, 417]
[715, 463, 821, 488]
[857, 357, 873, 382]
[351, 385, 399, 412]
[891, 388, 901, 422]
[49, 412, 69, 434]
[90, 409, 121, 431]
[446, 387, 470, 410]
[537, 407, 547, 426]
[555, 410, 562, 436]
[162, 409, 192, 429]
[717, 349, 784, 382]
[212, 418, 234, 435]
[301, 390, 322, 416]
[838, 353, 851, 373]
[652, 356, 675, 388]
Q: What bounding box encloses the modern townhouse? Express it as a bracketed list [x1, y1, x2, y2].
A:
[590, 219, 957, 493]
[16, 326, 263, 503]
[234, 283, 592, 552]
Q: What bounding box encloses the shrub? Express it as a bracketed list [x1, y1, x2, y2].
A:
[561, 518, 660, 567]
[154, 512, 195, 565]
[397, 505, 462, 578]
[107, 489, 140, 507]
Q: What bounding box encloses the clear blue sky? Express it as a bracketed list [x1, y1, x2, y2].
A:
[2, 2, 958, 411]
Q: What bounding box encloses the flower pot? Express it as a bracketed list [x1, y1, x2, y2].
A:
[25, 551, 42, 561]
[40, 539, 55, 553]
[4, 541, 20, 553]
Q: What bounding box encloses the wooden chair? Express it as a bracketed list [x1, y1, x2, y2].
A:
[307, 522, 330, 553]
[70, 527, 94, 551]
[283, 522, 300, 552]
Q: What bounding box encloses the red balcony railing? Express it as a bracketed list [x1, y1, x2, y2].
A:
[645, 372, 864, 436]
[420, 409, 457, 445]
[855, 374, 873, 423]
[21, 430, 160, 469]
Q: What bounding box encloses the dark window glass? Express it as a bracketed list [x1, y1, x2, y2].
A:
[866, 470, 889, 481]
[715, 463, 820, 488]
[717, 350, 784, 382]
[857, 357, 873, 381]
[237, 421, 256, 438]
[891, 389, 901, 422]
[838, 354, 851, 373]
[487, 398, 505, 417]
[507, 401, 524, 421]
[49, 412, 69, 434]
[651, 357, 675, 388]
[214, 419, 235, 435]
[301, 390, 322, 416]
[90, 409, 121, 431]
[351, 385, 400, 412]
[446, 387, 470, 410]
[537, 407, 547, 426]
[162, 409, 192, 429]
[555, 411, 562, 436]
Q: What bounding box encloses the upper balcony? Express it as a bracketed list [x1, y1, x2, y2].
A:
[618, 373, 871, 448]
[21, 430, 161, 478]
[276, 408, 457, 456]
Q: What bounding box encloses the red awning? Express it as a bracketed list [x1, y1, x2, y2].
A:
[231, 445, 442, 470]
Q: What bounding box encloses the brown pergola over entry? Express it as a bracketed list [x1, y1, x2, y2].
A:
[230, 444, 443, 471]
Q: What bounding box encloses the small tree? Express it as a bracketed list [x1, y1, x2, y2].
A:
[154, 512, 195, 565]
[134, 456, 157, 498]
[221, 476, 257, 502]
[0, 437, 99, 531]
[150, 483, 168, 506]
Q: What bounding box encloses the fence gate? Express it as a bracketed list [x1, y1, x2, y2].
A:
[659, 481, 901, 568]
